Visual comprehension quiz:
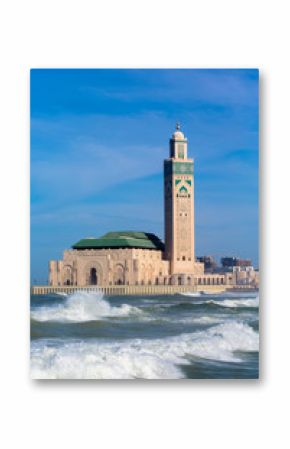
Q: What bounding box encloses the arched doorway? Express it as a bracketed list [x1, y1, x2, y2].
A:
[84, 262, 103, 286]
[90, 268, 98, 285]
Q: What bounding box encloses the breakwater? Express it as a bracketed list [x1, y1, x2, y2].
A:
[31, 284, 256, 296]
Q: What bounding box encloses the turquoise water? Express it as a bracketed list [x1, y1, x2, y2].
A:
[30, 290, 259, 379]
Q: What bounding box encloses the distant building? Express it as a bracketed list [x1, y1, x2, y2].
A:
[221, 257, 252, 268]
[218, 257, 258, 288]
[196, 256, 217, 272]
[230, 266, 259, 287]
[236, 259, 252, 267]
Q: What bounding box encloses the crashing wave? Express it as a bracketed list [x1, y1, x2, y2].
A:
[31, 290, 143, 323]
[31, 321, 259, 379]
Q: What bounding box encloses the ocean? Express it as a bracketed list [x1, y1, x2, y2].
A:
[30, 290, 259, 379]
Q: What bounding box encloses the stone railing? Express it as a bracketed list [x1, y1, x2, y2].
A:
[30, 283, 243, 296]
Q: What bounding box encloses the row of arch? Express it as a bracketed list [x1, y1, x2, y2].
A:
[62, 264, 126, 286]
[61, 264, 224, 287]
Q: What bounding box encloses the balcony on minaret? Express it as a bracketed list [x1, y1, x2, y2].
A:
[170, 123, 188, 160]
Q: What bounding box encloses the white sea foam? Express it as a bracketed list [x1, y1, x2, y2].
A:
[153, 296, 259, 310]
[208, 297, 259, 308]
[183, 296, 259, 308]
[180, 292, 202, 297]
[31, 291, 143, 322]
[31, 321, 259, 379]
[179, 316, 225, 325]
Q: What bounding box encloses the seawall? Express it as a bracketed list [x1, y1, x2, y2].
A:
[30, 284, 257, 296]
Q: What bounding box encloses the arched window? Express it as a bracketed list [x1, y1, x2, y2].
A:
[114, 264, 125, 285]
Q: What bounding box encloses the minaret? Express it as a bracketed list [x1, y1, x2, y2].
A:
[164, 124, 195, 275]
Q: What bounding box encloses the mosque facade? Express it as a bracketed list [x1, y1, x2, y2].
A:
[49, 125, 254, 288]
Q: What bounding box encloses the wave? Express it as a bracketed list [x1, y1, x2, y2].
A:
[31, 291, 143, 323]
[31, 321, 259, 379]
[208, 297, 259, 308]
[159, 296, 259, 312]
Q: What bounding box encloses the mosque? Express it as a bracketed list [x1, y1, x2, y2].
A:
[48, 125, 248, 288]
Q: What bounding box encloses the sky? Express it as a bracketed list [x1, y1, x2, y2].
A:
[30, 69, 259, 283]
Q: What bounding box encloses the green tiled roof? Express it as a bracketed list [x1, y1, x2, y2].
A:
[72, 231, 165, 251]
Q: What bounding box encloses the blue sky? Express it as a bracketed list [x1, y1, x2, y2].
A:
[31, 69, 259, 282]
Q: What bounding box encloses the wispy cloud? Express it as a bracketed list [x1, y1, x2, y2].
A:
[81, 69, 258, 108]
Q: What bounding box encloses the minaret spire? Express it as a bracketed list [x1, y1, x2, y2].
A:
[164, 125, 195, 276]
[169, 122, 187, 159]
